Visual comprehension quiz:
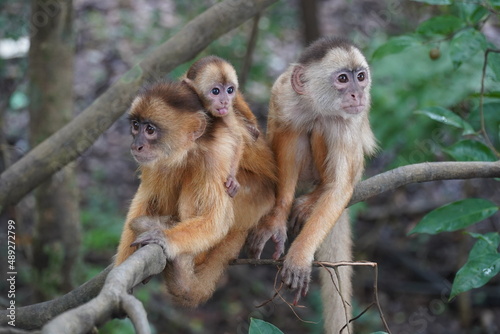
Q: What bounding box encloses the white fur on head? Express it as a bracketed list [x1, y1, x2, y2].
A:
[302, 45, 371, 119]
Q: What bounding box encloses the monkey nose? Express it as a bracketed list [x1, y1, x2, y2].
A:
[132, 144, 144, 151]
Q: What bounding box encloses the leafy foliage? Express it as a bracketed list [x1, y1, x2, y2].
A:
[249, 318, 284, 334]
[450, 233, 500, 299]
[408, 199, 498, 235]
[373, 0, 500, 301]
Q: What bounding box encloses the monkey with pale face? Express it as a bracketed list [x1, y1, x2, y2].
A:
[247, 37, 377, 333]
[183, 56, 261, 197]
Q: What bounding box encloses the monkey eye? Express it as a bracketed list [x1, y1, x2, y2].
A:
[338, 74, 348, 83]
[211, 88, 220, 95]
[131, 120, 139, 132]
[357, 72, 365, 81]
[227, 86, 234, 94]
[146, 124, 156, 135]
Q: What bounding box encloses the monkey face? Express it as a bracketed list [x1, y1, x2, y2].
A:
[206, 83, 236, 117]
[332, 68, 370, 115]
[296, 44, 371, 119]
[127, 83, 208, 166]
[129, 118, 162, 164]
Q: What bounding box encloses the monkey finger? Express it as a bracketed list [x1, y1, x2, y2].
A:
[271, 236, 285, 260]
[247, 235, 267, 259]
[130, 229, 166, 248]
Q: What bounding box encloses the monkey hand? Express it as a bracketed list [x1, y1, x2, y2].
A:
[289, 195, 314, 237]
[225, 175, 240, 197]
[281, 250, 313, 305]
[130, 227, 171, 261]
[246, 212, 287, 259]
[247, 124, 260, 141]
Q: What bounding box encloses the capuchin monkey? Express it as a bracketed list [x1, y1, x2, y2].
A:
[247, 37, 377, 333]
[182, 56, 262, 197]
[115, 81, 276, 307]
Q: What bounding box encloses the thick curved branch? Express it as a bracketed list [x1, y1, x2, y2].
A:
[0, 0, 278, 209]
[350, 161, 500, 206]
[0, 265, 112, 329]
[42, 244, 166, 334]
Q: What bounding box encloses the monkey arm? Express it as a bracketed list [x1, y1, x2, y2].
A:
[282, 153, 362, 302]
[247, 128, 305, 259]
[225, 132, 244, 197]
[161, 176, 234, 259]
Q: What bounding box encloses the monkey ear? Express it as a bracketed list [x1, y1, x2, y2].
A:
[191, 113, 207, 141]
[291, 65, 306, 95]
[182, 78, 194, 88]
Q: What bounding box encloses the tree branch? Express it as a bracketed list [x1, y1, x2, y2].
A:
[350, 161, 500, 206]
[0, 0, 278, 210]
[42, 245, 166, 334]
[0, 265, 112, 329]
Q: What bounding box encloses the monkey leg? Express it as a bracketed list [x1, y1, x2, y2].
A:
[289, 186, 323, 238]
[164, 229, 248, 307]
[316, 211, 353, 334]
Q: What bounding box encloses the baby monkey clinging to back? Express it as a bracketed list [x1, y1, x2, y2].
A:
[182, 56, 261, 197]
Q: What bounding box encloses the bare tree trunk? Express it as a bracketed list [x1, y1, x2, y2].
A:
[28, 0, 80, 299]
[299, 0, 320, 45]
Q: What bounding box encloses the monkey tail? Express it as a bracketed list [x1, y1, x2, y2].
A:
[316, 210, 353, 334]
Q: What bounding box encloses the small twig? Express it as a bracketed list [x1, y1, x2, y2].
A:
[479, 48, 500, 156]
[317, 262, 350, 334]
[233, 259, 387, 331]
[373, 265, 392, 334]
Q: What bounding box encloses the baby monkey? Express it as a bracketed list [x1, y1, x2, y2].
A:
[183, 56, 260, 197]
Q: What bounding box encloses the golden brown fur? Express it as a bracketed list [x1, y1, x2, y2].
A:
[115, 81, 276, 307]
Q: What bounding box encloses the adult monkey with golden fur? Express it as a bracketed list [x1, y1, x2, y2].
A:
[247, 37, 377, 333]
[115, 81, 276, 307]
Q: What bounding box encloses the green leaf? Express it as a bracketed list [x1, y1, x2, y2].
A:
[488, 52, 500, 82]
[415, 106, 475, 134]
[416, 15, 464, 36]
[443, 139, 497, 162]
[450, 29, 487, 68]
[450, 233, 500, 299]
[412, 0, 452, 4]
[249, 319, 284, 334]
[372, 36, 420, 60]
[408, 199, 499, 235]
[468, 6, 489, 24]
[466, 232, 500, 259]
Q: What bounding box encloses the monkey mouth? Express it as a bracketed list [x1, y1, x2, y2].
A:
[216, 108, 228, 116]
[342, 104, 365, 114]
[131, 151, 157, 164]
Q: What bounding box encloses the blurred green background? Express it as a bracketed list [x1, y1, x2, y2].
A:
[0, 0, 499, 333]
